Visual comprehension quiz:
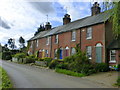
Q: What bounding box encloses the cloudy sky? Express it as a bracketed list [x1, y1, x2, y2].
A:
[0, 0, 105, 48]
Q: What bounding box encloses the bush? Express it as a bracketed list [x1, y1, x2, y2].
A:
[44, 57, 52, 66]
[64, 55, 75, 63]
[56, 63, 69, 69]
[2, 51, 12, 60]
[25, 55, 37, 63]
[37, 58, 44, 61]
[80, 64, 96, 75]
[95, 63, 109, 72]
[117, 64, 120, 71]
[49, 59, 59, 69]
[14, 53, 26, 59]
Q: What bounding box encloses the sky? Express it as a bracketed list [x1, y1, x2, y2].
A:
[0, 0, 108, 49]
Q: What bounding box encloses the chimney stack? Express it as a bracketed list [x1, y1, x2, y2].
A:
[63, 14, 71, 25]
[91, 2, 101, 16]
[45, 22, 52, 30]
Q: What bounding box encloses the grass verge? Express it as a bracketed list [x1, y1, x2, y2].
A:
[0, 66, 13, 89]
[55, 68, 86, 77]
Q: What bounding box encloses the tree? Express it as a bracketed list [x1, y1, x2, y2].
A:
[101, 1, 120, 39]
[19, 36, 25, 49]
[34, 25, 45, 36]
[8, 38, 16, 50]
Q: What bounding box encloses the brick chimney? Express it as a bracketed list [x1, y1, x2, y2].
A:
[45, 22, 52, 30]
[91, 2, 101, 16]
[63, 14, 71, 25]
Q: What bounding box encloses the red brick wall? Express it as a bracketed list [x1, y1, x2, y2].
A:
[28, 23, 107, 63]
[80, 24, 105, 63]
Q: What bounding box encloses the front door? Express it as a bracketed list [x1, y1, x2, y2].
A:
[96, 47, 102, 63]
[60, 49, 63, 59]
[95, 43, 102, 63]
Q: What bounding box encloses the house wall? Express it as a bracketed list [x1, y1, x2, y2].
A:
[116, 50, 120, 64]
[80, 23, 106, 63]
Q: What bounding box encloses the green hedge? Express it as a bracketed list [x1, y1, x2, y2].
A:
[2, 51, 12, 60]
[44, 57, 52, 66]
[95, 63, 109, 72]
[49, 59, 59, 69]
[14, 53, 26, 59]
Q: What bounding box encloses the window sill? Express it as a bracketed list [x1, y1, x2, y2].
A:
[109, 61, 116, 63]
[71, 40, 76, 42]
[86, 37, 92, 40]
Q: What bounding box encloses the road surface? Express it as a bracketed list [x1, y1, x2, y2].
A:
[0, 60, 111, 88]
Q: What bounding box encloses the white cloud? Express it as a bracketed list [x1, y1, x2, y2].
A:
[0, 0, 92, 49]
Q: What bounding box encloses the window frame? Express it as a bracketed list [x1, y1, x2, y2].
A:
[30, 41, 33, 48]
[86, 46, 92, 60]
[55, 35, 58, 44]
[45, 50, 48, 57]
[36, 40, 39, 47]
[71, 31, 76, 41]
[54, 49, 58, 59]
[86, 27, 92, 40]
[46, 36, 50, 45]
[71, 47, 76, 55]
[109, 50, 116, 63]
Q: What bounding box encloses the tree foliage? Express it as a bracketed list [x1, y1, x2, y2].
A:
[102, 1, 120, 39]
[8, 38, 16, 50]
[19, 36, 25, 49]
[34, 25, 45, 36]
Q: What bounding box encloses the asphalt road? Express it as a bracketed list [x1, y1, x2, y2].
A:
[0, 60, 110, 88]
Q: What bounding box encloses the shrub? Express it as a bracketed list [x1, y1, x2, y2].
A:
[80, 64, 96, 75]
[37, 58, 44, 61]
[95, 63, 109, 72]
[2, 51, 12, 60]
[25, 55, 37, 63]
[64, 55, 75, 63]
[117, 64, 120, 71]
[44, 57, 52, 66]
[56, 62, 69, 69]
[49, 59, 59, 69]
[14, 53, 26, 59]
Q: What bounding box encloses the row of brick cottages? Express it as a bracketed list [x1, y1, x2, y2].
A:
[28, 14, 120, 66]
[28, 12, 120, 66]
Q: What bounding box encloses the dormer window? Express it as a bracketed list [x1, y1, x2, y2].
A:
[71, 31, 76, 41]
[86, 27, 92, 40]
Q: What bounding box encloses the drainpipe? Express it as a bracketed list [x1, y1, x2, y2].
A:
[80, 28, 82, 49]
[50, 36, 52, 58]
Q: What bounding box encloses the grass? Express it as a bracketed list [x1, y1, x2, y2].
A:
[0, 66, 13, 89]
[55, 68, 86, 77]
[114, 77, 120, 87]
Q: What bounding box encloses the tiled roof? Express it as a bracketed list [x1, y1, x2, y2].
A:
[28, 11, 111, 41]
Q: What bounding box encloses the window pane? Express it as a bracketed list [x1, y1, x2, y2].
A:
[86, 27, 92, 39]
[72, 31, 76, 41]
[71, 48, 76, 55]
[86, 46, 92, 59]
[110, 50, 116, 61]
